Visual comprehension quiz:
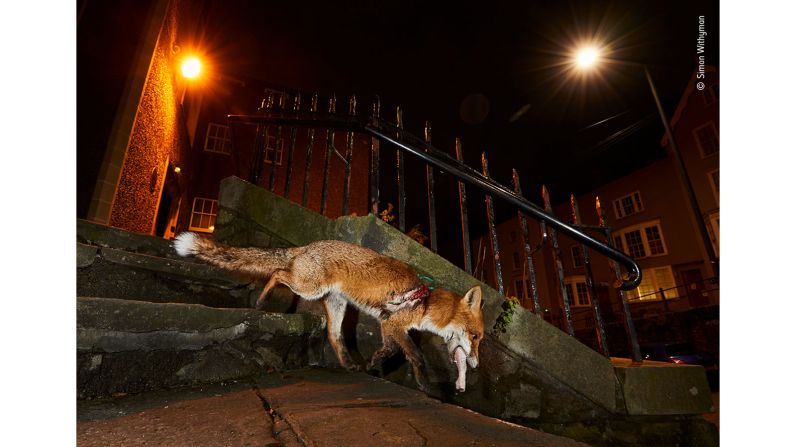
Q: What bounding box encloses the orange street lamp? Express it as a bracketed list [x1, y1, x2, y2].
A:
[180, 56, 201, 79]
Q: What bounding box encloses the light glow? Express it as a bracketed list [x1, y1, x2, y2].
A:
[575, 47, 599, 69]
[181, 57, 201, 79]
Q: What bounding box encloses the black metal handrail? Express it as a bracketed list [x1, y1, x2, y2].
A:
[227, 110, 642, 291]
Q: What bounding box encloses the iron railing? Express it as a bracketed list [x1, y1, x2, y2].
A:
[228, 94, 644, 361]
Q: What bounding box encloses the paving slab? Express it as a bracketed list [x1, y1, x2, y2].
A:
[77, 384, 278, 447]
[255, 368, 588, 447]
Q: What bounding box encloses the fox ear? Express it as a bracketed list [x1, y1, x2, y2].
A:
[462, 286, 483, 310]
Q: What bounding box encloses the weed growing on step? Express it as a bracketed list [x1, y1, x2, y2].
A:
[493, 296, 520, 333]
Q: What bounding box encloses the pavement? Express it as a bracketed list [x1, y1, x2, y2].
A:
[77, 368, 588, 446]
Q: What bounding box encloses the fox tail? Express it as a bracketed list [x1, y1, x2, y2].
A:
[173, 232, 294, 279]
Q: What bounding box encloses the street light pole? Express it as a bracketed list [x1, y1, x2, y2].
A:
[644, 66, 719, 279]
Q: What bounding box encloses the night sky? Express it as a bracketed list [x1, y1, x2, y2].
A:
[79, 0, 719, 253]
[188, 0, 718, 239]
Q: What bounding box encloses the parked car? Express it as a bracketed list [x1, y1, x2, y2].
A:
[640, 342, 718, 371]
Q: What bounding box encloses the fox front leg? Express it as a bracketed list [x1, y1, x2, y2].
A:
[323, 293, 361, 371]
[392, 330, 430, 393]
[366, 335, 399, 372]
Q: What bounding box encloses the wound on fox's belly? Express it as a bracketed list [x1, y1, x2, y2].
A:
[453, 346, 467, 392]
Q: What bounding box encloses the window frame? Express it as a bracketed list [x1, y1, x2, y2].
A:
[612, 191, 644, 219]
[264, 135, 285, 165]
[203, 123, 232, 155]
[708, 169, 719, 203]
[564, 276, 591, 308]
[693, 121, 719, 158]
[613, 220, 668, 259]
[188, 197, 218, 233]
[570, 245, 584, 268]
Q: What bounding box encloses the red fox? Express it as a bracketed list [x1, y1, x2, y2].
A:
[173, 233, 485, 392]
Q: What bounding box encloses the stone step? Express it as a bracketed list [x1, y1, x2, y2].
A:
[78, 219, 189, 262]
[77, 241, 297, 311]
[77, 297, 326, 399]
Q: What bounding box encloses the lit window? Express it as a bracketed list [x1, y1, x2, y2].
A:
[571, 245, 584, 268]
[614, 221, 668, 259]
[264, 135, 284, 165]
[204, 123, 231, 155]
[626, 266, 678, 301]
[189, 197, 218, 233]
[564, 276, 590, 307]
[612, 191, 644, 219]
[694, 122, 719, 157]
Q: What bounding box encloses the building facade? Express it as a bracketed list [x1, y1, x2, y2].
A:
[473, 67, 719, 338]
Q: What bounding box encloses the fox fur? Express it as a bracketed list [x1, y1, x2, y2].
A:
[173, 232, 485, 392]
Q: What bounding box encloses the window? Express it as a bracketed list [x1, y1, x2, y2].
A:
[614, 221, 668, 259]
[708, 212, 720, 257]
[708, 169, 719, 202]
[262, 88, 287, 109]
[204, 123, 231, 155]
[264, 135, 284, 165]
[694, 122, 719, 158]
[571, 245, 584, 268]
[564, 276, 590, 307]
[613, 191, 644, 219]
[189, 197, 218, 233]
[626, 266, 678, 301]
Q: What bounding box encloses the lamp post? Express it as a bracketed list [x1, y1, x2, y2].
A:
[573, 48, 719, 279]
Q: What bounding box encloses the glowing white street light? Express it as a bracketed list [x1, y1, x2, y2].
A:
[570, 43, 719, 279]
[575, 47, 600, 69]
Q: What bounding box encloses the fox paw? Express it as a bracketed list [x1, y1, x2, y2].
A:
[344, 363, 362, 372]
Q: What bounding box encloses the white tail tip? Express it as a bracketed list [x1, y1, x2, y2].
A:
[173, 232, 198, 257]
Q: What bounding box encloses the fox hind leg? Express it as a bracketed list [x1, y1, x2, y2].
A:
[255, 269, 290, 309]
[323, 292, 360, 371]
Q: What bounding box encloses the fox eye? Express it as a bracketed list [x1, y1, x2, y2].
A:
[472, 334, 478, 341]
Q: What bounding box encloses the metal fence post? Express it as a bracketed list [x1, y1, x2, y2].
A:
[320, 94, 336, 215]
[301, 94, 318, 208]
[268, 93, 284, 192]
[369, 96, 381, 215]
[512, 169, 541, 315]
[596, 196, 641, 362]
[341, 95, 356, 215]
[283, 92, 300, 199]
[482, 151, 504, 295]
[455, 138, 473, 274]
[395, 107, 407, 232]
[424, 121, 438, 253]
[543, 185, 574, 336]
[571, 194, 610, 356]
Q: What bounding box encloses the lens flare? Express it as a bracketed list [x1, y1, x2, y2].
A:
[181, 57, 201, 79]
[575, 47, 599, 69]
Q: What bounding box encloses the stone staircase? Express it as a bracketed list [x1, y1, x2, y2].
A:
[77, 220, 326, 399]
[75, 176, 718, 446]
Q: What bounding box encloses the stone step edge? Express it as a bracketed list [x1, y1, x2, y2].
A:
[77, 297, 326, 353]
[77, 242, 251, 289]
